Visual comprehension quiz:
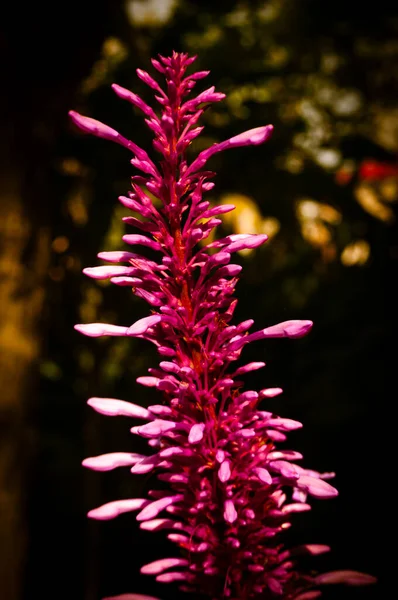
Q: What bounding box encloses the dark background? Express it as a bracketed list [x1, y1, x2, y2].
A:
[0, 1, 396, 599]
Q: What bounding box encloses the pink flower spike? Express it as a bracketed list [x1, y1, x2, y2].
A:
[141, 557, 189, 575]
[88, 498, 148, 520]
[87, 397, 149, 419]
[224, 499, 238, 523]
[82, 452, 144, 471]
[72, 52, 371, 599]
[74, 323, 129, 337]
[315, 571, 377, 586]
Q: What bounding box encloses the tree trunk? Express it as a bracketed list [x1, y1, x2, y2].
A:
[0, 3, 122, 598]
[0, 132, 50, 600]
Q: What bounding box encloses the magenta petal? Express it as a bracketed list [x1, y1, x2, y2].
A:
[297, 475, 339, 499]
[88, 498, 147, 520]
[271, 319, 313, 338]
[83, 266, 136, 279]
[218, 460, 231, 483]
[267, 417, 303, 431]
[281, 503, 311, 514]
[112, 83, 158, 119]
[136, 68, 165, 95]
[200, 204, 235, 218]
[141, 557, 189, 575]
[111, 276, 142, 286]
[122, 234, 162, 251]
[74, 323, 129, 337]
[127, 315, 162, 335]
[216, 449, 225, 463]
[82, 452, 143, 471]
[97, 250, 137, 263]
[292, 544, 331, 556]
[159, 446, 190, 458]
[130, 456, 160, 474]
[250, 320, 313, 342]
[269, 460, 300, 479]
[136, 494, 184, 521]
[315, 570, 377, 586]
[268, 450, 303, 461]
[233, 362, 266, 376]
[135, 420, 178, 437]
[156, 572, 188, 583]
[188, 423, 205, 443]
[259, 387, 283, 398]
[293, 592, 322, 600]
[224, 499, 238, 523]
[103, 594, 161, 600]
[226, 234, 268, 253]
[69, 111, 121, 142]
[185, 125, 273, 176]
[139, 518, 184, 531]
[87, 397, 149, 419]
[227, 125, 274, 147]
[253, 467, 273, 484]
[136, 376, 160, 387]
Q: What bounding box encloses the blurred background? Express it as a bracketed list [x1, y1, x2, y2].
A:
[1, 1, 396, 599]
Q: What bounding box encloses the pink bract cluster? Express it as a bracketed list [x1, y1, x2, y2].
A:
[70, 52, 375, 600]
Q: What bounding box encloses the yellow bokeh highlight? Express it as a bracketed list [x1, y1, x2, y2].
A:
[341, 240, 370, 266]
[355, 184, 395, 223]
[221, 193, 280, 255]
